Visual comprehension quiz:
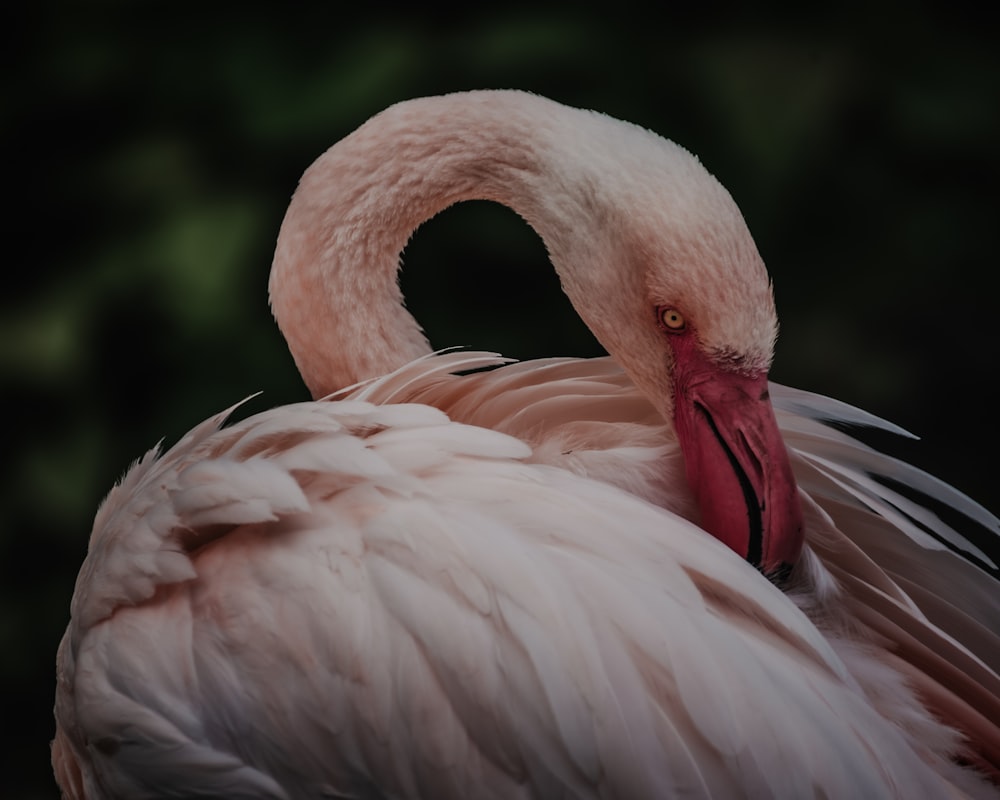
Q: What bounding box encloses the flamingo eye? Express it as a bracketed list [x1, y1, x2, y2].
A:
[658, 307, 686, 332]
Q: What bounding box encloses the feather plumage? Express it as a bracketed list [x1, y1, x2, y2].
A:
[54, 394, 997, 799]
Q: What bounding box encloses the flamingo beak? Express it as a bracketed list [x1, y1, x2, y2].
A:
[671, 353, 804, 579]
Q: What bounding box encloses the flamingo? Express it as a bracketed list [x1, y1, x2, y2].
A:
[52, 90, 1000, 798]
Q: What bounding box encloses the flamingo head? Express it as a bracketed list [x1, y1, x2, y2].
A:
[632, 221, 803, 579]
[645, 247, 803, 580]
[546, 118, 804, 578]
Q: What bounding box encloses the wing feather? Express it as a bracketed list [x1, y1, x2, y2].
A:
[57, 356, 1000, 797]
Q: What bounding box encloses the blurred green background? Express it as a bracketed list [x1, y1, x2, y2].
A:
[5, 4, 998, 797]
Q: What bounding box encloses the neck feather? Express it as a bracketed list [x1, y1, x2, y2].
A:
[269, 91, 579, 398]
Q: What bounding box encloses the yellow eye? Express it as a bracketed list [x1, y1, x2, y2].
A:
[659, 307, 686, 332]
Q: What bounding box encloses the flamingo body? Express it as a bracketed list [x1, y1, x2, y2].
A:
[53, 91, 1000, 798]
[53, 394, 995, 799]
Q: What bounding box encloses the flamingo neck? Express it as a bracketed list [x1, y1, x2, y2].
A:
[269, 92, 577, 398]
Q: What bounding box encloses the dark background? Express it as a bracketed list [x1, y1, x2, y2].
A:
[5, 4, 998, 797]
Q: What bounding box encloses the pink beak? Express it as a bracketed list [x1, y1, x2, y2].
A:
[670, 342, 804, 579]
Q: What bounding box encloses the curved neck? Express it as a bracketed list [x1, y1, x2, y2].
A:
[270, 92, 588, 398]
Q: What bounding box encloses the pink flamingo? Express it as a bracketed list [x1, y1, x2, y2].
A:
[54, 90, 1000, 798]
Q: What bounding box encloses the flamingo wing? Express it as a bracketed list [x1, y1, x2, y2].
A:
[53, 396, 963, 799]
